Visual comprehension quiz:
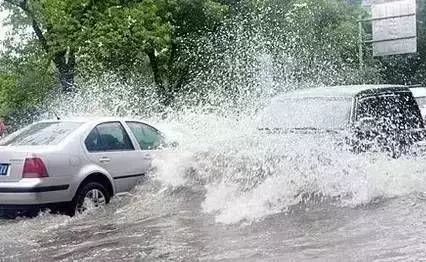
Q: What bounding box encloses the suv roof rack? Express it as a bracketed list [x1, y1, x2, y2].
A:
[406, 84, 425, 88]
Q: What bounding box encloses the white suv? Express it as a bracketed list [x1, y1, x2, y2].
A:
[0, 118, 166, 216]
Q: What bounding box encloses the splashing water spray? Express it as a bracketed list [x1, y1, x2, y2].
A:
[28, 3, 426, 225]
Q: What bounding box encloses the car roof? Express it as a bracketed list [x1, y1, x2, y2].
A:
[275, 84, 410, 99]
[37, 117, 149, 125]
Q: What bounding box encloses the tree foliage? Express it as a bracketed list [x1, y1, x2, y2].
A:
[264, 0, 366, 82]
[0, 42, 57, 124]
[0, 0, 425, 124]
[1, 0, 229, 103]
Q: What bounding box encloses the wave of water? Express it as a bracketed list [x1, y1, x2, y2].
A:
[10, 70, 417, 227]
[141, 111, 426, 224]
[3, 4, 426, 260]
[3, 81, 425, 260]
[22, 5, 425, 225]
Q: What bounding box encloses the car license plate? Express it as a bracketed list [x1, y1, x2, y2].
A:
[0, 164, 9, 176]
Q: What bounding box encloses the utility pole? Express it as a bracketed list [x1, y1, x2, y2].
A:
[358, 15, 364, 72]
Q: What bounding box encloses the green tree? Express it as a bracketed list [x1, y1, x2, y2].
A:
[3, 0, 76, 92]
[1, 0, 229, 103]
[184, 0, 377, 101]
[0, 41, 57, 126]
[263, 0, 369, 83]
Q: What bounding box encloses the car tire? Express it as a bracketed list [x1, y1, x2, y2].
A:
[67, 181, 111, 216]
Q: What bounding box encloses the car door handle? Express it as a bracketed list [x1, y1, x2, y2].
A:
[143, 154, 152, 160]
[99, 157, 110, 163]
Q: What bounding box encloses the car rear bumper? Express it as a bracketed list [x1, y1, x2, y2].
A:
[0, 178, 73, 205]
[0, 185, 69, 193]
[0, 188, 71, 205]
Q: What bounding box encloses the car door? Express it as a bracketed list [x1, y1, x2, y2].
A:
[84, 121, 149, 193]
[125, 121, 165, 166]
[125, 121, 164, 149]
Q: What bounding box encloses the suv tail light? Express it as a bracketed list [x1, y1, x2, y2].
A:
[23, 158, 48, 178]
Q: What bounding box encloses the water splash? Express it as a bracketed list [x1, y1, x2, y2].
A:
[149, 117, 426, 224]
[27, 2, 426, 225]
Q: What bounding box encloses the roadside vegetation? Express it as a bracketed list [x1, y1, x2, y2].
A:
[0, 0, 425, 126]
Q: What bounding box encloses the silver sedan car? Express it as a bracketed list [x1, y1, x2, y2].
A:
[0, 118, 166, 216]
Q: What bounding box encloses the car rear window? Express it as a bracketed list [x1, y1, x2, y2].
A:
[356, 92, 423, 130]
[0, 121, 83, 146]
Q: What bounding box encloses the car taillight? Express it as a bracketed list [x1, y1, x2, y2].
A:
[23, 158, 48, 178]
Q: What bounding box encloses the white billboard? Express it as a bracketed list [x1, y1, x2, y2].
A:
[371, 0, 417, 56]
[363, 0, 403, 6]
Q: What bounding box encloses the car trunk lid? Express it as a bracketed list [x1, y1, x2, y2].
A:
[0, 146, 52, 182]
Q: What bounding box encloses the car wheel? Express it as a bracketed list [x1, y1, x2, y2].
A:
[68, 181, 110, 216]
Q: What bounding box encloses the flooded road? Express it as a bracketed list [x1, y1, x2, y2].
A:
[1, 113, 426, 261]
[2, 185, 426, 261]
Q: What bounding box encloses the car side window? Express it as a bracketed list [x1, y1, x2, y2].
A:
[126, 122, 164, 150]
[85, 122, 134, 152]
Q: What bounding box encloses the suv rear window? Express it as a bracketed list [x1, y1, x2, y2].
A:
[0, 121, 83, 146]
[356, 92, 424, 130]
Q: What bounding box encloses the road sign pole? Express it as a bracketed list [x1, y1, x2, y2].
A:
[358, 15, 364, 72]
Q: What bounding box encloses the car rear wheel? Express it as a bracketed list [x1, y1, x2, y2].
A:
[68, 181, 111, 216]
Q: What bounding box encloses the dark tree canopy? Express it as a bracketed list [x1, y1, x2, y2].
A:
[0, 0, 425, 123]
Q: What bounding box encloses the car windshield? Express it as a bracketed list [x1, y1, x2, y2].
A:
[0, 121, 83, 146]
[257, 97, 352, 130]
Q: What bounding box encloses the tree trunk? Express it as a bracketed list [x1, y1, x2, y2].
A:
[53, 51, 76, 92]
[146, 48, 172, 105]
[5, 0, 76, 93]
